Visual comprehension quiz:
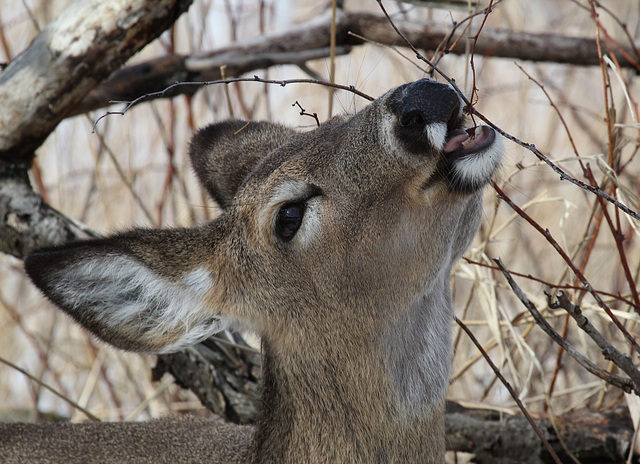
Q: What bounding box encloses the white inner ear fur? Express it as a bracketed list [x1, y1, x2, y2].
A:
[50, 255, 236, 353]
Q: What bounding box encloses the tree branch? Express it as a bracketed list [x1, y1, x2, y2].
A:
[494, 257, 636, 394]
[549, 290, 640, 395]
[58, 10, 640, 119]
[446, 402, 634, 463]
[0, 165, 94, 258]
[0, 0, 193, 164]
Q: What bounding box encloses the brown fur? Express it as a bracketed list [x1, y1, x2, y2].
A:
[16, 79, 502, 463]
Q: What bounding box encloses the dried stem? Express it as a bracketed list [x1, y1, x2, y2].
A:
[548, 290, 640, 394]
[0, 356, 100, 422]
[455, 316, 563, 464]
[493, 182, 640, 355]
[494, 258, 635, 394]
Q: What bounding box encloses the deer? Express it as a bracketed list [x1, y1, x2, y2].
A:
[2, 78, 502, 463]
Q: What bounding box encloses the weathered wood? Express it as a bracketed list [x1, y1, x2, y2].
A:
[0, 0, 193, 164]
[446, 402, 634, 463]
[154, 335, 261, 425]
[0, 165, 93, 258]
[61, 10, 640, 118]
[350, 12, 640, 69]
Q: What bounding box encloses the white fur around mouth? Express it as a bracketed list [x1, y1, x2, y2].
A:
[449, 126, 503, 190]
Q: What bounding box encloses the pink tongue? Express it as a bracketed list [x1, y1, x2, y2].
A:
[443, 132, 469, 153]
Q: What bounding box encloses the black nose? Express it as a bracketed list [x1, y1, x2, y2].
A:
[398, 79, 461, 128]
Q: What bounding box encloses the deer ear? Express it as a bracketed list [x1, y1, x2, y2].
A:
[24, 226, 237, 353]
[189, 120, 295, 209]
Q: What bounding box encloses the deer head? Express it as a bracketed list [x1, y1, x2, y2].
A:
[24, 78, 502, 462]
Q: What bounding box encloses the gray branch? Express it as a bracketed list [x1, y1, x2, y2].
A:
[494, 257, 637, 394]
[0, 0, 193, 164]
[57, 10, 640, 122]
[550, 289, 640, 395]
[0, 166, 94, 258]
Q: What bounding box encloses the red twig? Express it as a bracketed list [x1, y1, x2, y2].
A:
[455, 316, 563, 464]
[493, 182, 640, 355]
[468, 0, 495, 111]
[464, 257, 639, 311]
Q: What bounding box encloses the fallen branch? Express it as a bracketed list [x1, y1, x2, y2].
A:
[55, 9, 640, 121]
[446, 402, 634, 463]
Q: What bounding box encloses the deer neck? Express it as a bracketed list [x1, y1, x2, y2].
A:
[251, 273, 452, 463]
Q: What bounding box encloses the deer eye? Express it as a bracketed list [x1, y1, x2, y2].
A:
[275, 202, 306, 241]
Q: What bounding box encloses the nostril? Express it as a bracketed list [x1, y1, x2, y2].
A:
[400, 110, 425, 127]
[396, 80, 463, 128]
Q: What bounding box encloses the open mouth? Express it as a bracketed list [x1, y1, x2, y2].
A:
[443, 126, 496, 156]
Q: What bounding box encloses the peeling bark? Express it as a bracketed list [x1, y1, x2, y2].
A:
[0, 0, 193, 164]
[0, 165, 93, 258]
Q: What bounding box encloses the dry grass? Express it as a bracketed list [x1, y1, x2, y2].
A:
[1, 0, 639, 455]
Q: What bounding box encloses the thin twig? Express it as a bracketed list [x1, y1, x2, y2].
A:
[90, 119, 156, 225]
[430, 1, 504, 69]
[494, 258, 635, 393]
[293, 101, 320, 127]
[0, 355, 101, 421]
[327, 0, 338, 117]
[93, 76, 374, 130]
[455, 316, 563, 464]
[464, 257, 640, 311]
[467, 0, 495, 111]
